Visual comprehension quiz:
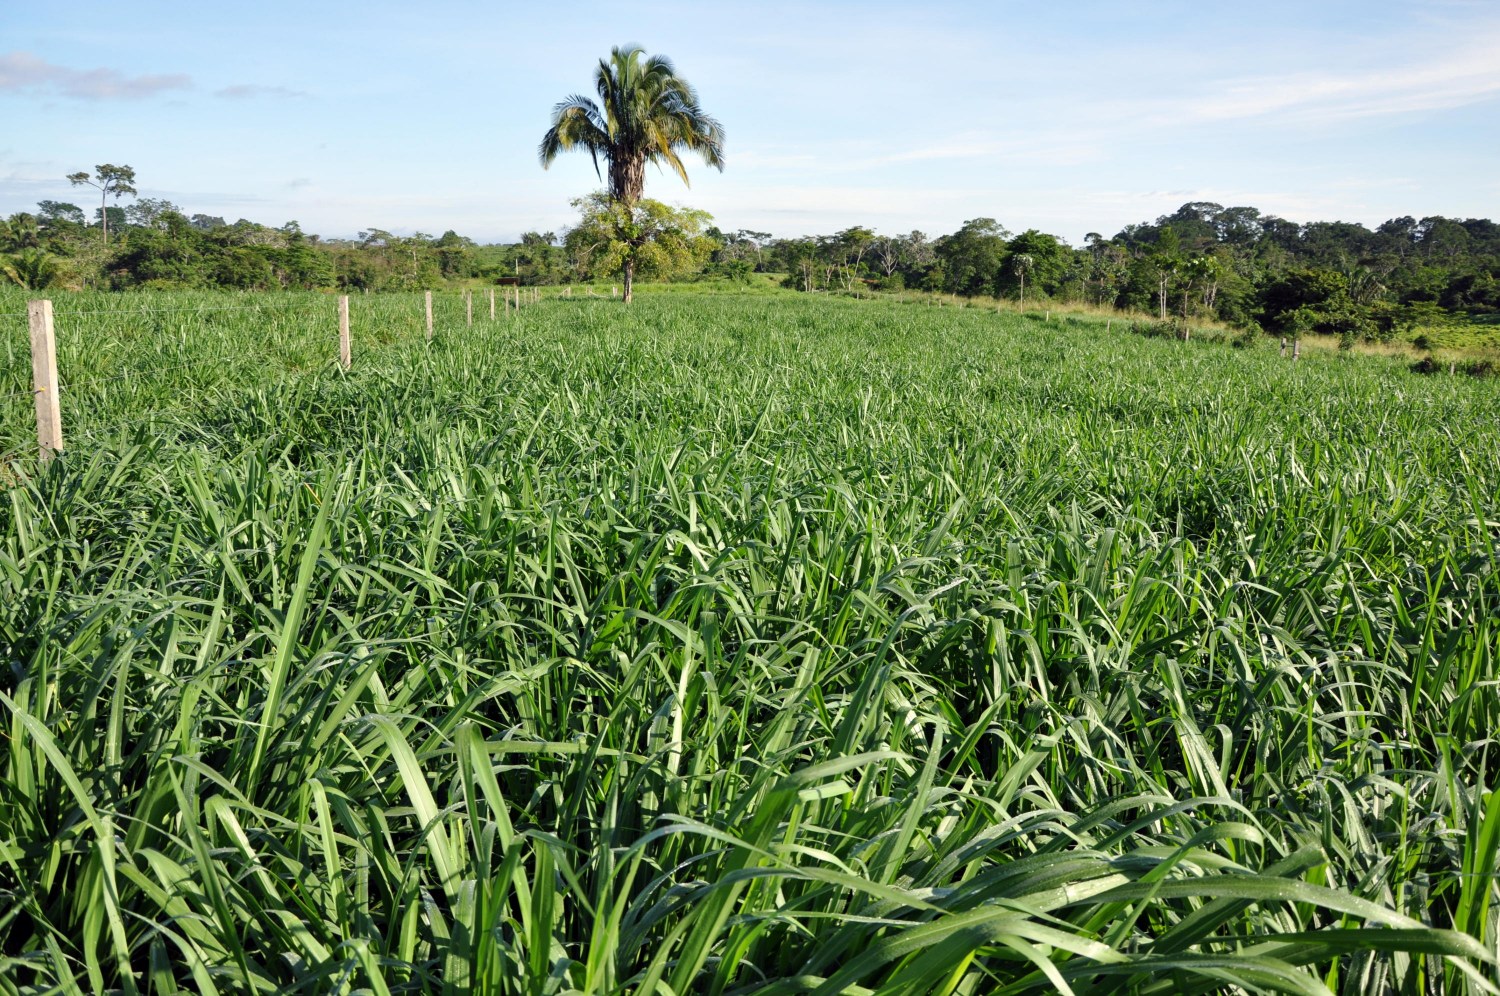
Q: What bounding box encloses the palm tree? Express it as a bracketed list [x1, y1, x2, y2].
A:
[0, 249, 60, 290]
[1012, 253, 1035, 310]
[539, 46, 724, 302]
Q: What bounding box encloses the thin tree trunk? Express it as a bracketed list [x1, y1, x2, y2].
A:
[623, 257, 635, 304]
[101, 190, 108, 244]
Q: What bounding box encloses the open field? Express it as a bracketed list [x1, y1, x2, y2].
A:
[2, 290, 1499, 993]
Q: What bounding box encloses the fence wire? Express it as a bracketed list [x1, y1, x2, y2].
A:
[61, 354, 236, 389]
[49, 305, 277, 317]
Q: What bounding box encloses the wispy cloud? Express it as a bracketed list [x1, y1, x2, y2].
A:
[1166, 31, 1500, 127]
[215, 83, 307, 100]
[0, 51, 190, 100]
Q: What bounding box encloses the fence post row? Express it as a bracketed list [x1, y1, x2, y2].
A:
[489, 288, 496, 320]
[28, 300, 63, 462]
[338, 295, 351, 370]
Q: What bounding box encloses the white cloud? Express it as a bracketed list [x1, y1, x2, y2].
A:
[1182, 42, 1500, 124]
[215, 84, 308, 100]
[0, 51, 191, 100]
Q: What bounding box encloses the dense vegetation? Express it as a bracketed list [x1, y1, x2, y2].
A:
[5, 184, 1498, 348]
[1, 289, 1498, 992]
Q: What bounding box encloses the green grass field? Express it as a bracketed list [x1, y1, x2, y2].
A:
[2, 289, 1499, 994]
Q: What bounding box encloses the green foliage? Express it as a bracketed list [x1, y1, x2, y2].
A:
[564, 192, 718, 284]
[539, 46, 724, 205]
[0, 249, 61, 290]
[8, 191, 1500, 338]
[0, 290, 1498, 992]
[716, 258, 753, 283]
[1000, 229, 1070, 298]
[1260, 269, 1352, 329]
[67, 164, 137, 244]
[933, 217, 1009, 296]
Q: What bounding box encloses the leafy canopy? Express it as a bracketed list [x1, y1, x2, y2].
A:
[539, 46, 724, 204]
[564, 191, 717, 282]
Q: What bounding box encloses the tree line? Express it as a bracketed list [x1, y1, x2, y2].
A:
[4, 186, 1496, 340]
[740, 203, 1499, 339]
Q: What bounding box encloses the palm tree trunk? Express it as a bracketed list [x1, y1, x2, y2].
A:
[623, 257, 635, 304]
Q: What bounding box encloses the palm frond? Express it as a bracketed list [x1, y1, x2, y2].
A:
[539, 94, 610, 180]
[547, 46, 725, 201]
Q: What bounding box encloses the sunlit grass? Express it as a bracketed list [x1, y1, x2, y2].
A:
[1, 289, 1498, 993]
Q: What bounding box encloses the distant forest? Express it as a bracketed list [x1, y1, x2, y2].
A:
[4, 197, 1498, 341]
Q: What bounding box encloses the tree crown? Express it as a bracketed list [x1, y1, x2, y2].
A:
[539, 47, 724, 204]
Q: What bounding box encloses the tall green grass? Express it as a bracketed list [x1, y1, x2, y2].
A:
[1, 289, 1498, 993]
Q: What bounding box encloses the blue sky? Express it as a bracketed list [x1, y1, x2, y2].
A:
[3, 0, 1497, 244]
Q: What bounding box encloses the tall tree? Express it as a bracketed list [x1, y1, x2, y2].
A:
[1149, 227, 1184, 320]
[66, 164, 137, 245]
[1012, 254, 1034, 309]
[539, 46, 724, 302]
[934, 218, 1009, 297]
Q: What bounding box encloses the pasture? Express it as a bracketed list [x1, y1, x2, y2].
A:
[1, 289, 1498, 993]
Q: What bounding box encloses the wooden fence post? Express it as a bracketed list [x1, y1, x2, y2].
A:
[1280, 336, 1287, 356]
[29, 300, 63, 461]
[1292, 338, 1301, 361]
[465, 289, 473, 326]
[489, 288, 495, 320]
[338, 295, 351, 370]
[425, 290, 434, 339]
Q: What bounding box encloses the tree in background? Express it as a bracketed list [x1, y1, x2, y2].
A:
[0, 249, 59, 289]
[0, 213, 61, 289]
[830, 227, 876, 291]
[1148, 227, 1183, 320]
[934, 218, 1009, 297]
[772, 238, 821, 292]
[126, 198, 183, 230]
[539, 46, 724, 302]
[1001, 230, 1069, 303]
[66, 164, 137, 245]
[36, 201, 86, 229]
[0, 213, 40, 251]
[564, 193, 717, 289]
[1012, 253, 1034, 308]
[1184, 253, 1226, 316]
